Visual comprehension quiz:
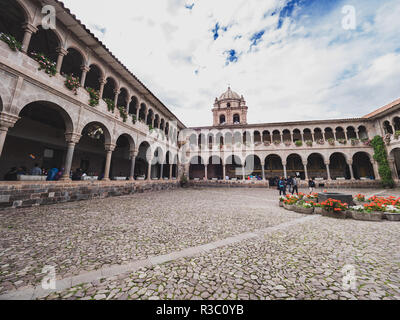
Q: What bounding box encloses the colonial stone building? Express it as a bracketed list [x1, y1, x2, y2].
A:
[0, 0, 400, 193]
[184, 87, 400, 187]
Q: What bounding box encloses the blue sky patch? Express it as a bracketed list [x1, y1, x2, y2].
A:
[225, 49, 239, 65]
[185, 3, 194, 10]
[250, 30, 265, 47]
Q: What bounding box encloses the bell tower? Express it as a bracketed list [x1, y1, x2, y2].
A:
[212, 87, 248, 126]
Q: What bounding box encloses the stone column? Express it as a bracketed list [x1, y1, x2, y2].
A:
[205, 165, 208, 180]
[0, 113, 19, 157]
[99, 77, 107, 98]
[348, 160, 355, 180]
[303, 161, 308, 180]
[325, 162, 331, 180]
[56, 47, 68, 74]
[242, 166, 245, 180]
[371, 160, 381, 180]
[283, 162, 287, 179]
[147, 158, 153, 181]
[113, 89, 120, 108]
[160, 163, 164, 179]
[169, 164, 173, 180]
[103, 144, 115, 181]
[21, 23, 38, 54]
[80, 65, 90, 87]
[61, 133, 81, 180]
[223, 163, 226, 180]
[129, 151, 137, 180]
[262, 161, 266, 181]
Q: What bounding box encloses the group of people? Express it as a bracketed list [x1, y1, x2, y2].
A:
[277, 176, 316, 195]
[3, 164, 64, 181]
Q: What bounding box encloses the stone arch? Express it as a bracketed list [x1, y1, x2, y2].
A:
[346, 126, 357, 140]
[286, 154, 304, 179]
[129, 96, 139, 116]
[117, 88, 129, 108]
[219, 114, 226, 124]
[135, 141, 152, 179]
[244, 154, 262, 177]
[303, 128, 313, 141]
[383, 120, 394, 135]
[102, 77, 117, 101]
[208, 155, 223, 180]
[335, 127, 346, 140]
[389, 148, 400, 180]
[272, 130, 281, 143]
[282, 129, 291, 142]
[314, 128, 323, 141]
[28, 26, 61, 63]
[307, 153, 326, 179]
[264, 154, 284, 182]
[60, 47, 85, 80]
[0, 0, 28, 42]
[352, 152, 375, 179]
[189, 155, 205, 180]
[139, 103, 147, 122]
[393, 117, 400, 132]
[324, 127, 334, 140]
[293, 129, 302, 142]
[110, 133, 135, 179]
[84, 64, 103, 91]
[225, 155, 243, 180]
[329, 152, 350, 180]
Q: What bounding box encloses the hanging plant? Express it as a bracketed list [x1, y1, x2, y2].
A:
[0, 33, 22, 51]
[371, 135, 394, 188]
[131, 114, 137, 124]
[338, 139, 347, 145]
[394, 131, 400, 139]
[103, 98, 115, 113]
[273, 140, 281, 145]
[327, 138, 335, 146]
[64, 74, 81, 95]
[361, 138, 371, 146]
[305, 140, 313, 147]
[86, 87, 99, 107]
[295, 140, 303, 147]
[350, 138, 360, 146]
[118, 106, 128, 122]
[31, 52, 57, 76]
[316, 139, 325, 145]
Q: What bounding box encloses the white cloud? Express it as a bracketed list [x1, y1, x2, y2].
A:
[62, 0, 400, 127]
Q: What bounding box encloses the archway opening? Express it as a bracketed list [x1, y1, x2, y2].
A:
[219, 115, 226, 124]
[265, 155, 283, 185]
[330, 153, 350, 180]
[84, 64, 102, 91]
[110, 134, 133, 179]
[225, 155, 242, 180]
[28, 26, 59, 63]
[287, 154, 304, 180]
[60, 48, 84, 80]
[307, 153, 326, 179]
[102, 77, 116, 101]
[245, 155, 262, 178]
[129, 96, 138, 116]
[189, 156, 205, 180]
[233, 114, 240, 124]
[117, 88, 129, 109]
[208, 156, 223, 180]
[0, 101, 72, 180]
[73, 122, 111, 179]
[134, 142, 151, 179]
[0, 0, 26, 42]
[353, 152, 374, 180]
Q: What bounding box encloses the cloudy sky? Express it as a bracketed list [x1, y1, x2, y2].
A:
[62, 0, 400, 127]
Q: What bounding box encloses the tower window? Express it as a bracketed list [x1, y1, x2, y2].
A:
[220, 115, 226, 124]
[233, 114, 240, 124]
[227, 103, 231, 108]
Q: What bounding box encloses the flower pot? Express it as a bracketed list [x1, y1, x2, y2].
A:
[279, 202, 284, 207]
[294, 205, 314, 214]
[283, 203, 295, 211]
[314, 207, 323, 215]
[384, 213, 400, 221]
[351, 211, 383, 222]
[321, 209, 347, 219]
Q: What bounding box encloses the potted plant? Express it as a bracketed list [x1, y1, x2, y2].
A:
[283, 195, 298, 211]
[327, 138, 335, 146]
[305, 140, 313, 147]
[384, 206, 400, 221]
[320, 198, 348, 219]
[353, 194, 366, 206]
[104, 98, 115, 113]
[180, 174, 188, 188]
[394, 131, 400, 140]
[350, 202, 384, 221]
[338, 139, 347, 145]
[86, 87, 100, 107]
[316, 139, 325, 145]
[31, 52, 57, 76]
[64, 74, 81, 95]
[0, 33, 22, 51]
[350, 138, 360, 146]
[274, 140, 281, 146]
[118, 107, 128, 122]
[295, 140, 303, 147]
[294, 201, 315, 214]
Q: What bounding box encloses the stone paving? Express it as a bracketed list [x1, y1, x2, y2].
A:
[1, 187, 400, 300]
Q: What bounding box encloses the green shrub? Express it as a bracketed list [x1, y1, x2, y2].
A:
[371, 135, 394, 188]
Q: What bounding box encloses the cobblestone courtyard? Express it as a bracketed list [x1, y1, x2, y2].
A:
[1, 187, 399, 300]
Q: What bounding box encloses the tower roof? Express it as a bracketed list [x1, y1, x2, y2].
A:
[219, 87, 241, 100]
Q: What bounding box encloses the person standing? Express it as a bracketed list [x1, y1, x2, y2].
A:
[292, 176, 299, 195]
[308, 178, 315, 194]
[278, 177, 286, 196]
[287, 176, 293, 193]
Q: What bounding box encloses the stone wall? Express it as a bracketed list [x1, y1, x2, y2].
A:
[0, 180, 179, 210]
